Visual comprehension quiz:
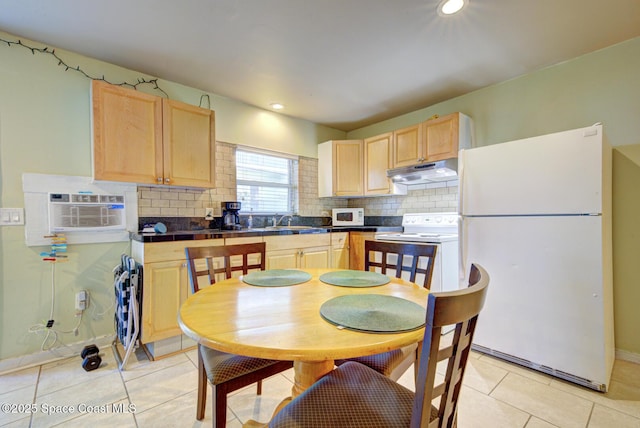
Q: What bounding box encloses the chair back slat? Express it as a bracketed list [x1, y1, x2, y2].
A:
[364, 240, 438, 289]
[411, 263, 490, 428]
[184, 242, 266, 293]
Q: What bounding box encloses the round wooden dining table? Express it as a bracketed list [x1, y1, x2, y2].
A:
[178, 267, 430, 426]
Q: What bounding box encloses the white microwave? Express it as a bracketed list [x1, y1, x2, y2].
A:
[332, 208, 364, 226]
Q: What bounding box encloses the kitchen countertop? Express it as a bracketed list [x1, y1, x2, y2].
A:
[130, 226, 402, 243]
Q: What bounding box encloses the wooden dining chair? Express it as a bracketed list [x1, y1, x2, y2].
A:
[184, 243, 293, 428]
[336, 240, 438, 381]
[364, 240, 438, 289]
[269, 263, 490, 428]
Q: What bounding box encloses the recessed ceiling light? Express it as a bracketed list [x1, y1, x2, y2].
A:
[438, 0, 467, 16]
[270, 103, 284, 110]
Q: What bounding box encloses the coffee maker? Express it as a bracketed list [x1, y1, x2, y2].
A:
[221, 201, 242, 230]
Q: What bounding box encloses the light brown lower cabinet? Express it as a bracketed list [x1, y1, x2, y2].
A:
[349, 231, 376, 271]
[331, 232, 350, 269]
[264, 234, 331, 269]
[131, 238, 224, 359]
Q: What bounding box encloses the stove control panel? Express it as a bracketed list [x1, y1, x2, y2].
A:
[402, 212, 458, 228]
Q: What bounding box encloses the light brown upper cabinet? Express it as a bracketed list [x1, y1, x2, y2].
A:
[364, 132, 393, 195]
[422, 112, 460, 162]
[391, 112, 469, 168]
[92, 80, 215, 188]
[392, 124, 423, 168]
[318, 140, 364, 197]
[318, 138, 406, 198]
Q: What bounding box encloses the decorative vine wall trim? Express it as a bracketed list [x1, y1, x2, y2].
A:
[1, 36, 169, 98]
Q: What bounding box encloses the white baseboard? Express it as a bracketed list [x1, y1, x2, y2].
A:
[615, 348, 640, 364]
[0, 335, 115, 375]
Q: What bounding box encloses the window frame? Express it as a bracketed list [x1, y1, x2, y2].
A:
[235, 146, 299, 215]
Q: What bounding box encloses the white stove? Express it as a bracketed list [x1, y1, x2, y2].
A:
[377, 212, 458, 243]
[375, 212, 459, 295]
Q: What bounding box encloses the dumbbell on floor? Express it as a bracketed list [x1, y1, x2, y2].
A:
[81, 344, 102, 371]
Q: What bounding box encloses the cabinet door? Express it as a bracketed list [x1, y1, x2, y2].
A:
[349, 232, 376, 270]
[392, 124, 423, 167]
[423, 112, 459, 161]
[333, 140, 364, 196]
[92, 80, 163, 184]
[141, 260, 188, 343]
[331, 232, 350, 269]
[265, 248, 299, 269]
[300, 246, 330, 269]
[364, 133, 392, 195]
[162, 99, 215, 188]
[331, 247, 350, 269]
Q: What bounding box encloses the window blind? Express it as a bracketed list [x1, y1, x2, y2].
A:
[236, 149, 298, 214]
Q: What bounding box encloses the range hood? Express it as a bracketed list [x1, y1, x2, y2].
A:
[387, 158, 458, 184]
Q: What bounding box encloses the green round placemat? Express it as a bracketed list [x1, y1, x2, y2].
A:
[319, 270, 390, 287]
[320, 294, 425, 333]
[241, 269, 312, 287]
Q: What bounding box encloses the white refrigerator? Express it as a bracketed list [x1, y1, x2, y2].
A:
[458, 124, 614, 391]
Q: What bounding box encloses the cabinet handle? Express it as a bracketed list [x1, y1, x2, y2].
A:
[182, 263, 187, 268]
[157, 177, 163, 183]
[164, 178, 171, 184]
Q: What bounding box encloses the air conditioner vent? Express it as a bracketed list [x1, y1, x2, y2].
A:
[48, 193, 126, 232]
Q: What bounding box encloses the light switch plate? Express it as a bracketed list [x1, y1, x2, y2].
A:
[0, 208, 25, 226]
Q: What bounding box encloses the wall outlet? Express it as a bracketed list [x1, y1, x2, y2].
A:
[75, 290, 88, 311]
[204, 207, 214, 219]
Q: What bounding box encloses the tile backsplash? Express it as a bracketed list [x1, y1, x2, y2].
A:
[137, 141, 458, 220]
[352, 181, 459, 216]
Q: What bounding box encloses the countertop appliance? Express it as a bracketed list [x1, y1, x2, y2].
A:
[375, 212, 459, 295]
[332, 208, 364, 226]
[221, 201, 242, 230]
[458, 124, 613, 391]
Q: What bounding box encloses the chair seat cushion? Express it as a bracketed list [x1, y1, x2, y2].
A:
[269, 361, 417, 428]
[200, 345, 285, 385]
[335, 343, 418, 377]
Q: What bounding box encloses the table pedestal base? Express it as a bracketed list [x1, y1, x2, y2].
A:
[292, 360, 335, 397]
[243, 360, 335, 427]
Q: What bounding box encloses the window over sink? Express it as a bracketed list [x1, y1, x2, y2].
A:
[236, 147, 298, 214]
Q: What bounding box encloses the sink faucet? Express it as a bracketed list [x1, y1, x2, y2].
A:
[276, 214, 294, 227]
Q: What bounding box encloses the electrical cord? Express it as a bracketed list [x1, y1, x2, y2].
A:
[28, 262, 85, 351]
[89, 275, 120, 320]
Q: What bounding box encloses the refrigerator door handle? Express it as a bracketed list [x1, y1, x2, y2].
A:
[458, 149, 466, 282]
[459, 216, 466, 281]
[458, 149, 466, 216]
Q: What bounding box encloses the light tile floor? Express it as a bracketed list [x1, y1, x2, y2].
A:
[1, 345, 639, 427]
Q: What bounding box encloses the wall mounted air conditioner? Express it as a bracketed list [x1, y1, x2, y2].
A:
[23, 173, 138, 246]
[48, 193, 126, 232]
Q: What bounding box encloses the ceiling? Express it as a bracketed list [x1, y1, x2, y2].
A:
[1, 1, 640, 132]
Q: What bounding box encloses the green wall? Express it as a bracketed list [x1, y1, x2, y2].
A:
[348, 37, 640, 357]
[2, 29, 640, 362]
[0, 30, 344, 362]
[348, 38, 640, 149]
